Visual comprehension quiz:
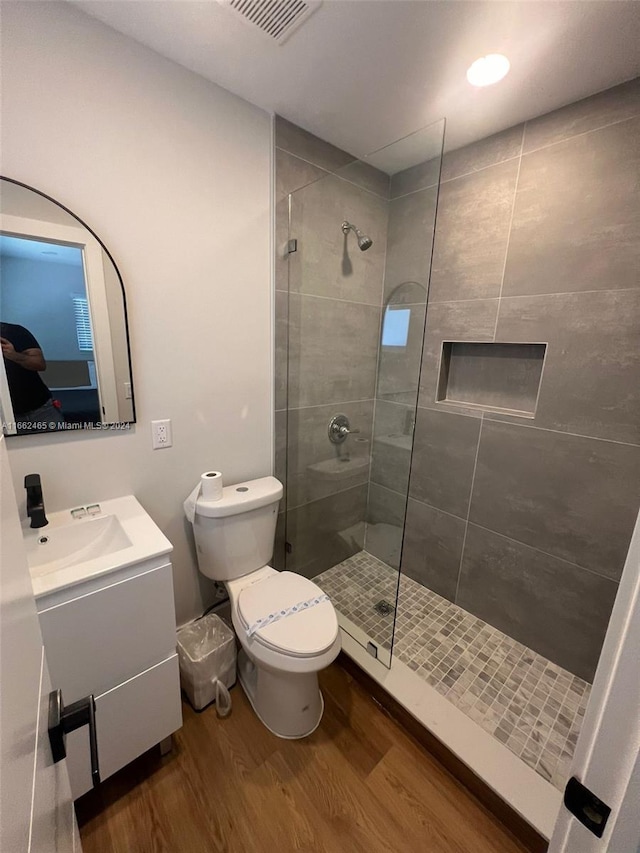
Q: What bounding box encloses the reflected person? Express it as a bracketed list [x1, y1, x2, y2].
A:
[1, 322, 65, 433]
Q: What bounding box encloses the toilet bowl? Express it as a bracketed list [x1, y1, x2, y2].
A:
[186, 476, 341, 738]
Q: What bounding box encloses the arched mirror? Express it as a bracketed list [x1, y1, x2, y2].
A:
[0, 177, 135, 435]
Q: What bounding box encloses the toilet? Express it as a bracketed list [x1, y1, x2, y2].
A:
[188, 475, 341, 738]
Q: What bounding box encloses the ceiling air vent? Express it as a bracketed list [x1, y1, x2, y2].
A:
[220, 0, 322, 45]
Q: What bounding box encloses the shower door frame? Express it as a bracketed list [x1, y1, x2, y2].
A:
[281, 120, 446, 668]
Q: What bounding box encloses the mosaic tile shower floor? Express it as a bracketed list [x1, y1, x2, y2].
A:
[316, 551, 591, 791]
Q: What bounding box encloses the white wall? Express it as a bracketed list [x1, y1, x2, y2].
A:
[1, 2, 273, 624]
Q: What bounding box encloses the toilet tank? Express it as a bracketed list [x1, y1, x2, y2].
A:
[192, 476, 283, 581]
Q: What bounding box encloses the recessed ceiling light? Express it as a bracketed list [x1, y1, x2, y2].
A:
[467, 54, 510, 87]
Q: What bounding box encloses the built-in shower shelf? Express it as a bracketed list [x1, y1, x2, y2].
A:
[436, 341, 547, 418]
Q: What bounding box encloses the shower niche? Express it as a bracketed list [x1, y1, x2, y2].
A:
[436, 341, 547, 417]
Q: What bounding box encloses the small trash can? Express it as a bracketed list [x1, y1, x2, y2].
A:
[177, 614, 236, 713]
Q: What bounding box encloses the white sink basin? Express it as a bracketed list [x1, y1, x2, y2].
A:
[26, 514, 132, 577]
[24, 495, 172, 599]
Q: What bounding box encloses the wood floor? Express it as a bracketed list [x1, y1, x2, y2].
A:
[76, 663, 532, 853]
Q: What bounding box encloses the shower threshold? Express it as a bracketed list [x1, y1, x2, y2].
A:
[316, 550, 591, 792]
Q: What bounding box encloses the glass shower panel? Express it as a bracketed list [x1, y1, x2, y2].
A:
[284, 119, 445, 667]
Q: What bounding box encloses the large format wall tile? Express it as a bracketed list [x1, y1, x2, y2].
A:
[470, 421, 640, 579]
[274, 289, 288, 411]
[390, 157, 440, 199]
[457, 524, 619, 681]
[286, 484, 367, 579]
[495, 290, 640, 445]
[523, 77, 640, 153]
[401, 499, 465, 600]
[289, 172, 388, 305]
[275, 197, 290, 292]
[418, 298, 499, 410]
[275, 150, 330, 291]
[370, 435, 412, 496]
[409, 407, 481, 519]
[365, 483, 406, 569]
[383, 187, 437, 302]
[505, 117, 640, 297]
[429, 159, 519, 303]
[276, 115, 354, 172]
[370, 400, 414, 495]
[338, 159, 390, 198]
[287, 293, 380, 408]
[371, 399, 414, 439]
[276, 148, 328, 201]
[276, 117, 389, 197]
[286, 400, 374, 508]
[274, 409, 287, 494]
[383, 281, 427, 307]
[441, 124, 524, 183]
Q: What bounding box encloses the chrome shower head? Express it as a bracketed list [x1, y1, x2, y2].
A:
[341, 220, 373, 251]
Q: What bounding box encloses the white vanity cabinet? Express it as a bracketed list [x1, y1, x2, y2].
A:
[36, 554, 182, 800]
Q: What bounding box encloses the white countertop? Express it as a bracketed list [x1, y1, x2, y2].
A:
[25, 495, 173, 599]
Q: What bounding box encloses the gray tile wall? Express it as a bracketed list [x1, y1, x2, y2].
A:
[274, 84, 639, 682]
[404, 78, 640, 681]
[273, 116, 389, 575]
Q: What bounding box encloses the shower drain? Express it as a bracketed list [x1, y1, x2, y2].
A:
[374, 599, 395, 617]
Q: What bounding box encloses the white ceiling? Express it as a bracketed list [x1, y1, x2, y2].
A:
[72, 0, 640, 157]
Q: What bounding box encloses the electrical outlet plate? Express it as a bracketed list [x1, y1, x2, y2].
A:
[151, 419, 172, 450]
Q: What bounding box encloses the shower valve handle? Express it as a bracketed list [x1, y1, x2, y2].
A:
[328, 414, 359, 444]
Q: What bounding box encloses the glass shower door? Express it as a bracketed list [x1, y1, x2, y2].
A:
[282, 120, 445, 666]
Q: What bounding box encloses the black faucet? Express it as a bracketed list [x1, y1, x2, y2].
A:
[25, 474, 48, 529]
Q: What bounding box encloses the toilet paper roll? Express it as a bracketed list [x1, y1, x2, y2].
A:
[183, 471, 224, 524]
[183, 484, 200, 524]
[201, 471, 223, 501]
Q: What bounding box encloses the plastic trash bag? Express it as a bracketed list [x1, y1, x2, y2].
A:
[177, 613, 236, 712]
[215, 680, 232, 718]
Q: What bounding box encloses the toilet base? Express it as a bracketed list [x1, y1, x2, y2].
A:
[237, 648, 324, 739]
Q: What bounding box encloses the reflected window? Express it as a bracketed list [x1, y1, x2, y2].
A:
[72, 296, 94, 352]
[0, 234, 101, 427]
[382, 307, 411, 348]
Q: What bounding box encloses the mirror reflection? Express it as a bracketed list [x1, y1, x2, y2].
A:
[0, 178, 135, 435]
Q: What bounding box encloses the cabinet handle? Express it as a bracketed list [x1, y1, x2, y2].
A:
[48, 689, 101, 787]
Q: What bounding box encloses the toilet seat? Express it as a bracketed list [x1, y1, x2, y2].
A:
[238, 571, 338, 658]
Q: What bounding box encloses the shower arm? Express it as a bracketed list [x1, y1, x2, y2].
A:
[341, 220, 373, 251]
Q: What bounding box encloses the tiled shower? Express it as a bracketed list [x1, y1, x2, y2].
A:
[274, 78, 640, 790]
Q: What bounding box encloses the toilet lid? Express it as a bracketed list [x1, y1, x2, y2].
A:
[238, 572, 338, 657]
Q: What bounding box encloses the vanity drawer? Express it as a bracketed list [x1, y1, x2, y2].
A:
[67, 653, 182, 799]
[38, 563, 177, 702]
